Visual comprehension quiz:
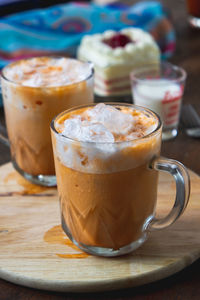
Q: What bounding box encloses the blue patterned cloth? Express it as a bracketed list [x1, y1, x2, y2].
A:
[0, 1, 175, 66]
[0, 1, 176, 106]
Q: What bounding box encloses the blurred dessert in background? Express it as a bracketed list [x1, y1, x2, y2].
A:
[78, 27, 160, 97]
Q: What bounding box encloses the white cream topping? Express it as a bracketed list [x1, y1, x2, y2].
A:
[77, 28, 160, 67]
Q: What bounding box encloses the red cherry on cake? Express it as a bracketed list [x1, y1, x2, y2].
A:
[103, 33, 133, 49]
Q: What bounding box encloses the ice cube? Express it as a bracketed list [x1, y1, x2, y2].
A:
[22, 73, 43, 87]
[62, 116, 114, 143]
[81, 122, 115, 143]
[87, 103, 134, 135]
[62, 117, 82, 140]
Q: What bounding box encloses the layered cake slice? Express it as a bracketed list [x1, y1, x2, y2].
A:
[77, 28, 160, 97]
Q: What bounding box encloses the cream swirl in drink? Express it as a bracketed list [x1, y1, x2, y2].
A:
[1, 57, 94, 185]
[51, 103, 162, 252]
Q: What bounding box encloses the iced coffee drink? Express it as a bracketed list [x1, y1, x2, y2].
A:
[1, 57, 94, 186]
[51, 103, 162, 255]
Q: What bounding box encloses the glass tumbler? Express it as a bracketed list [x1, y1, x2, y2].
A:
[1, 57, 94, 186]
[130, 61, 187, 141]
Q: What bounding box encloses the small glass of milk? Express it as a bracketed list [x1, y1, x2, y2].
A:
[130, 61, 187, 140]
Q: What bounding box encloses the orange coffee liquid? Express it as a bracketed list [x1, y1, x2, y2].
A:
[52, 104, 161, 250]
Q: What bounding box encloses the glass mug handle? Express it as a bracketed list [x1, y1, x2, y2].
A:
[148, 157, 190, 230]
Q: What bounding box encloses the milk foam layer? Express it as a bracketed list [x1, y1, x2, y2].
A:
[3, 57, 93, 87]
[134, 79, 181, 102]
[53, 104, 161, 174]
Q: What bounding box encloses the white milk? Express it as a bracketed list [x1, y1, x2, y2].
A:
[132, 79, 183, 128]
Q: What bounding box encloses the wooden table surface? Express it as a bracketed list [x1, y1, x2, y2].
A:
[0, 0, 200, 299]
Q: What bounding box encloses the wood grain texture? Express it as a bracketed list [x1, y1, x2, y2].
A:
[0, 162, 200, 293]
[0, 1, 200, 298]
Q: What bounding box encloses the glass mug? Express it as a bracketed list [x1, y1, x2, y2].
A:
[51, 103, 190, 257]
[0, 56, 94, 186]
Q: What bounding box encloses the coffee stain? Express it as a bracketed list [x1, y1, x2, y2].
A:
[44, 225, 89, 259]
[3, 171, 55, 196]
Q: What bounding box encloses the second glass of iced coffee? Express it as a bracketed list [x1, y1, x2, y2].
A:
[1, 57, 94, 186]
[51, 103, 190, 257]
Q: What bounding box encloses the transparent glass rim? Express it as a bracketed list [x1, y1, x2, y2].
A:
[50, 102, 162, 145]
[1, 56, 94, 88]
[130, 61, 187, 84]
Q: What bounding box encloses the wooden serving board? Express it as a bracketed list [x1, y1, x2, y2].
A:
[0, 162, 200, 293]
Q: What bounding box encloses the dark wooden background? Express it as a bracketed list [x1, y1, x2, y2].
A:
[0, 0, 200, 299]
